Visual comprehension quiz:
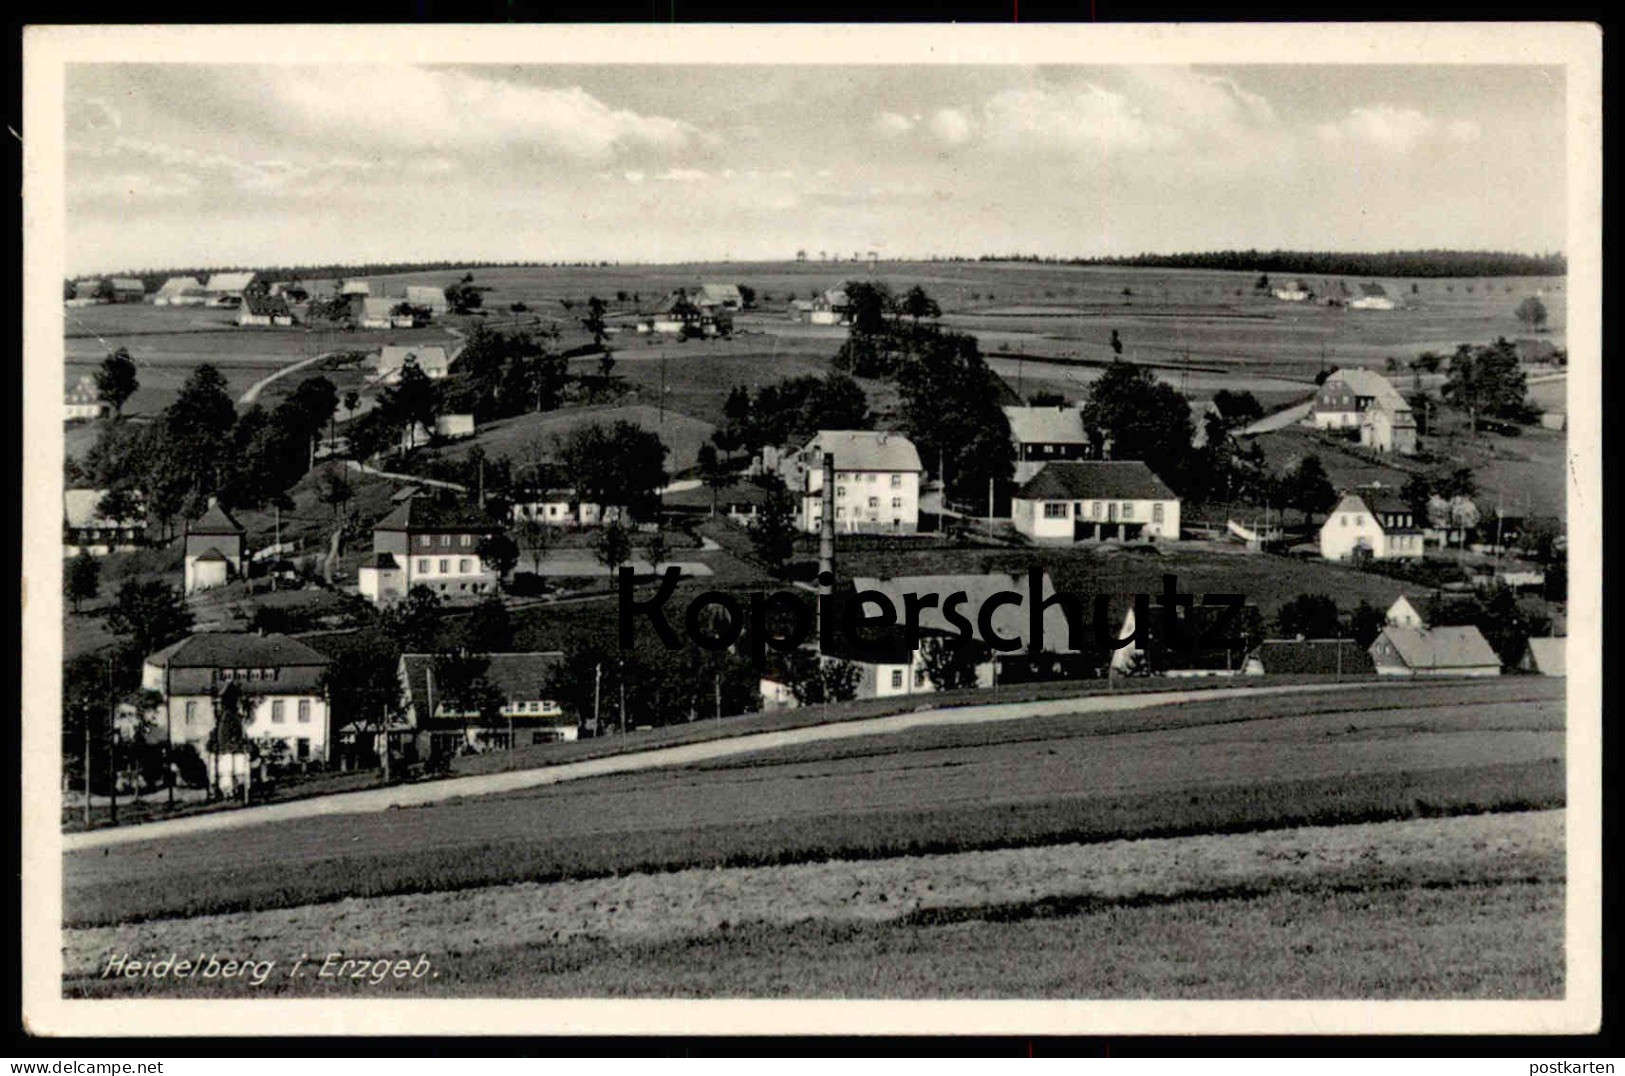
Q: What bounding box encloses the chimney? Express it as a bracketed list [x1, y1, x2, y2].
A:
[818, 451, 836, 588]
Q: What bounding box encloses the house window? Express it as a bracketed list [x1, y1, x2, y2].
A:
[835, 508, 845, 519]
[1340, 516, 1347, 527]
[1122, 502, 1134, 519]
[866, 474, 876, 484]
[418, 559, 430, 574]
[914, 668, 926, 687]
[836, 486, 846, 499]
[184, 700, 197, 724]
[419, 535, 431, 547]
[891, 474, 902, 488]
[1153, 503, 1165, 524]
[271, 700, 285, 723]
[459, 559, 471, 574]
[1043, 503, 1068, 519]
[890, 669, 904, 688]
[297, 699, 311, 723]
[461, 535, 473, 547]
[439, 559, 449, 574]
[1355, 515, 1365, 526]
[892, 497, 903, 509]
[1092, 502, 1102, 519]
[868, 496, 879, 509]
[296, 738, 310, 761]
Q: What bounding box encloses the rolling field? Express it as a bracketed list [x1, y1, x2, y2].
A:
[64, 677, 1562, 929]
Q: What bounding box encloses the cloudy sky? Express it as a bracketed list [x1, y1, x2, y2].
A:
[64, 63, 1566, 274]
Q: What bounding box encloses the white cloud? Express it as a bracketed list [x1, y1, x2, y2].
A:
[873, 111, 915, 136]
[982, 84, 1176, 153]
[929, 108, 973, 146]
[251, 67, 698, 158]
[623, 171, 646, 183]
[75, 171, 202, 201]
[1315, 105, 1473, 152]
[656, 168, 709, 182]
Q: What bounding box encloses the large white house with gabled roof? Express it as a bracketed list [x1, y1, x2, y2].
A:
[779, 430, 924, 534]
[1012, 461, 1180, 543]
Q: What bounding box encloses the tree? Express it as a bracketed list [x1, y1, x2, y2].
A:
[1514, 296, 1549, 331]
[582, 296, 610, 350]
[901, 285, 941, 325]
[381, 585, 443, 653]
[1276, 593, 1341, 639]
[555, 421, 668, 521]
[1256, 274, 1271, 291]
[1284, 455, 1337, 526]
[1443, 338, 1527, 434]
[460, 592, 514, 652]
[747, 476, 799, 574]
[594, 520, 632, 580]
[1348, 600, 1386, 648]
[894, 330, 1016, 501]
[920, 635, 988, 691]
[313, 465, 354, 522]
[514, 513, 555, 575]
[317, 635, 403, 773]
[104, 579, 193, 657]
[645, 530, 671, 574]
[65, 552, 100, 613]
[444, 279, 483, 314]
[1211, 389, 1264, 426]
[477, 532, 519, 583]
[737, 284, 757, 309]
[1401, 472, 1436, 521]
[95, 349, 139, 418]
[165, 364, 238, 511]
[1110, 329, 1123, 356]
[697, 443, 730, 517]
[783, 651, 860, 705]
[1079, 359, 1196, 492]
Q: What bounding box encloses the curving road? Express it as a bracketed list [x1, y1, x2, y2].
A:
[62, 680, 1415, 852]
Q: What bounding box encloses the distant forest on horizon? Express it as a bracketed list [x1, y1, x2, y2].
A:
[77, 248, 1566, 288]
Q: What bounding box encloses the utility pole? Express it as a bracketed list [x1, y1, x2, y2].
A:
[618, 658, 627, 737]
[381, 702, 391, 783]
[715, 673, 722, 722]
[987, 478, 994, 540]
[659, 353, 667, 426]
[593, 663, 602, 737]
[273, 503, 281, 592]
[105, 656, 117, 827]
[82, 700, 92, 828]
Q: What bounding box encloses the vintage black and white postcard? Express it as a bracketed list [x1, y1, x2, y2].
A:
[20, 23, 1601, 1037]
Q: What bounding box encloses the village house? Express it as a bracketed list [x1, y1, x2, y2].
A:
[340, 279, 371, 297]
[139, 631, 333, 768]
[433, 413, 476, 441]
[696, 283, 744, 311]
[1361, 392, 1418, 455]
[787, 299, 816, 322]
[70, 279, 105, 304]
[358, 494, 504, 605]
[397, 652, 575, 758]
[1111, 598, 1263, 677]
[372, 345, 451, 384]
[661, 478, 771, 524]
[354, 296, 409, 329]
[1011, 460, 1181, 543]
[1244, 638, 1375, 677]
[152, 275, 208, 306]
[404, 285, 450, 315]
[809, 288, 851, 326]
[1003, 405, 1096, 482]
[184, 500, 247, 594]
[780, 430, 924, 534]
[1272, 281, 1310, 302]
[510, 489, 608, 529]
[109, 277, 146, 304]
[236, 293, 294, 327]
[1369, 624, 1501, 677]
[1311, 368, 1404, 430]
[63, 375, 108, 422]
[203, 271, 256, 307]
[1520, 637, 1566, 677]
[1386, 594, 1425, 629]
[64, 489, 145, 556]
[1319, 487, 1424, 561]
[1349, 283, 1397, 310]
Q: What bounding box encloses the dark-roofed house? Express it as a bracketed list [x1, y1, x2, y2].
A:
[184, 500, 246, 594]
[359, 494, 504, 604]
[1012, 461, 1180, 543]
[1244, 639, 1376, 677]
[109, 277, 146, 303]
[661, 478, 772, 524]
[398, 652, 574, 756]
[1319, 487, 1423, 561]
[139, 631, 333, 765]
[405, 285, 449, 315]
[780, 430, 924, 534]
[1370, 625, 1501, 677]
[1003, 405, 1096, 482]
[237, 293, 293, 327]
[203, 271, 256, 306]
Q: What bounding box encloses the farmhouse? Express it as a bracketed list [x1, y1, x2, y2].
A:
[184, 500, 246, 594]
[1386, 594, 1425, 629]
[355, 296, 407, 329]
[64, 489, 145, 556]
[511, 489, 607, 529]
[434, 413, 476, 440]
[1369, 625, 1501, 677]
[397, 652, 575, 757]
[1318, 488, 1423, 561]
[1361, 392, 1418, 455]
[373, 345, 451, 384]
[1272, 281, 1310, 302]
[1520, 637, 1566, 677]
[662, 478, 771, 524]
[203, 271, 256, 305]
[1243, 639, 1375, 676]
[64, 375, 108, 422]
[340, 279, 371, 297]
[780, 430, 924, 534]
[1349, 283, 1397, 311]
[139, 631, 333, 766]
[358, 494, 503, 605]
[787, 299, 816, 322]
[696, 283, 743, 311]
[109, 277, 146, 303]
[153, 276, 208, 306]
[810, 288, 851, 326]
[405, 285, 450, 315]
[1011, 461, 1180, 543]
[1311, 367, 1403, 430]
[237, 293, 294, 327]
[71, 279, 105, 303]
[1003, 405, 1096, 482]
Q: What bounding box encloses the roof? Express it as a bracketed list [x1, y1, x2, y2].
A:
[405, 285, 446, 305]
[190, 501, 245, 535]
[1002, 406, 1089, 446]
[377, 345, 450, 373]
[64, 488, 140, 528]
[241, 293, 291, 317]
[1249, 639, 1375, 675]
[1332, 487, 1417, 526]
[698, 283, 743, 304]
[400, 652, 569, 714]
[800, 430, 923, 473]
[662, 480, 775, 510]
[1375, 625, 1500, 670]
[368, 552, 401, 570]
[341, 279, 371, 295]
[372, 495, 504, 534]
[191, 546, 229, 563]
[1386, 594, 1423, 623]
[358, 296, 399, 319]
[204, 271, 256, 293]
[1359, 282, 1388, 297]
[1324, 367, 1403, 402]
[155, 276, 204, 295]
[1525, 637, 1565, 675]
[109, 277, 145, 292]
[65, 376, 100, 405]
[146, 631, 331, 670]
[1015, 461, 1177, 502]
